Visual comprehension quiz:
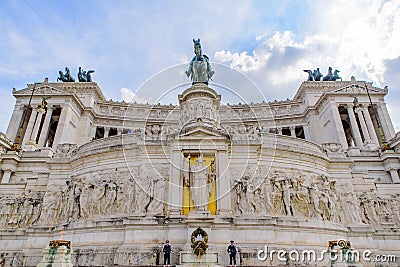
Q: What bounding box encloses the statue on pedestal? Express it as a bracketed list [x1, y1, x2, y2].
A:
[186, 39, 215, 85]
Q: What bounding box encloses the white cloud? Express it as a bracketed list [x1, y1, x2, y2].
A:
[214, 0, 400, 98]
[120, 88, 149, 104]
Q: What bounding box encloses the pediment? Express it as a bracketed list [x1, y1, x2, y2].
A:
[333, 84, 382, 94]
[179, 123, 228, 138]
[14, 84, 70, 96]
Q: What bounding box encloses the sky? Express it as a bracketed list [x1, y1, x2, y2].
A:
[0, 0, 399, 135]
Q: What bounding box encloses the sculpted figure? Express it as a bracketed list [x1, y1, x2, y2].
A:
[313, 68, 323, 81]
[303, 70, 314, 81]
[92, 181, 106, 216]
[191, 156, 209, 211]
[148, 176, 166, 214]
[390, 194, 400, 226]
[77, 67, 95, 82]
[80, 184, 93, 219]
[280, 179, 293, 216]
[309, 185, 323, 219]
[332, 69, 341, 81]
[57, 67, 75, 82]
[264, 179, 275, 214]
[323, 67, 334, 81]
[40, 189, 61, 225]
[185, 39, 215, 85]
[104, 183, 117, 215]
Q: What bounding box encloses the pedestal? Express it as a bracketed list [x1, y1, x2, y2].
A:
[178, 251, 222, 267]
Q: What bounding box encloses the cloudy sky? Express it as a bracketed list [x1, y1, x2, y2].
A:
[0, 0, 399, 134]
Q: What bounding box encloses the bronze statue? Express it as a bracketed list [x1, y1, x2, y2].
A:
[185, 39, 215, 85]
[57, 67, 75, 82]
[313, 68, 323, 81]
[323, 67, 334, 81]
[77, 67, 95, 82]
[303, 70, 314, 81]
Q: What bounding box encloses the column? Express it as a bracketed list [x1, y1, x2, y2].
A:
[1, 170, 12, 184]
[330, 102, 348, 150]
[117, 128, 122, 135]
[21, 108, 38, 147]
[389, 169, 400, 183]
[30, 108, 45, 144]
[355, 107, 371, 143]
[376, 105, 391, 141]
[289, 126, 296, 137]
[380, 102, 396, 141]
[216, 149, 231, 215]
[168, 149, 182, 215]
[362, 107, 379, 146]
[104, 127, 110, 138]
[347, 106, 363, 147]
[52, 106, 68, 147]
[6, 104, 24, 142]
[277, 127, 282, 135]
[38, 107, 54, 147]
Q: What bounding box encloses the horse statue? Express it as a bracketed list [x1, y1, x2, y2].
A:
[323, 67, 334, 81]
[332, 69, 341, 81]
[313, 68, 323, 81]
[77, 67, 95, 82]
[185, 39, 215, 85]
[57, 67, 75, 82]
[303, 70, 314, 81]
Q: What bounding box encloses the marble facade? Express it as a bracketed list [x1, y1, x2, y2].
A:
[0, 78, 399, 266]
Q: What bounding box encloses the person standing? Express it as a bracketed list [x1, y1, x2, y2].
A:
[227, 240, 237, 266]
[163, 240, 172, 266]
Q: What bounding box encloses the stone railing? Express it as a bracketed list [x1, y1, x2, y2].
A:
[262, 133, 327, 160]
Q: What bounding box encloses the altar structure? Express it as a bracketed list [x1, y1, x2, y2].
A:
[0, 42, 400, 266]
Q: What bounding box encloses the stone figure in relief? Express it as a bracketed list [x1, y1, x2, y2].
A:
[264, 179, 275, 214]
[390, 194, 400, 226]
[104, 182, 117, 215]
[309, 184, 323, 219]
[148, 175, 166, 214]
[39, 189, 61, 225]
[191, 156, 209, 211]
[92, 180, 106, 216]
[185, 39, 215, 85]
[340, 191, 361, 224]
[279, 179, 293, 216]
[80, 184, 93, 219]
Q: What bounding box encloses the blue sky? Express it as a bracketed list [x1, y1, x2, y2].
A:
[1, 0, 399, 135]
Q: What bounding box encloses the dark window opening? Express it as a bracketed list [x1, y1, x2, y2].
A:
[339, 105, 356, 147]
[109, 128, 118, 136]
[35, 112, 46, 144]
[282, 127, 291, 136]
[95, 127, 105, 139]
[46, 107, 62, 147]
[295, 126, 305, 139]
[269, 128, 277, 134]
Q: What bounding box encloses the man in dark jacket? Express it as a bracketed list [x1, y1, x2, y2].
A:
[163, 240, 172, 266]
[227, 240, 237, 265]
